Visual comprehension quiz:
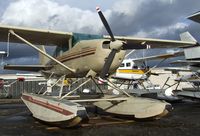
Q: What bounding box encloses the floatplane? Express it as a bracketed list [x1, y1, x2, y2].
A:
[0, 7, 198, 127]
[110, 50, 184, 102]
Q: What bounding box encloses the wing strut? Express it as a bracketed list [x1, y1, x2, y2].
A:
[8, 30, 76, 73]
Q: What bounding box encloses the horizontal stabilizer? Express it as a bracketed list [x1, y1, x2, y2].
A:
[4, 64, 52, 72]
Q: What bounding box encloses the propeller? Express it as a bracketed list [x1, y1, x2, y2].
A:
[96, 7, 125, 79]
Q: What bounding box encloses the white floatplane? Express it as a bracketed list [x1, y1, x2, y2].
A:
[0, 7, 197, 127]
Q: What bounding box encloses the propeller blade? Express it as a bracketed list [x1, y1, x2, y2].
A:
[96, 7, 115, 42]
[100, 49, 117, 79]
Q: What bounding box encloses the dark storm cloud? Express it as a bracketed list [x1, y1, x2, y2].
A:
[105, 0, 200, 67]
[0, 43, 55, 65]
[107, 0, 200, 39]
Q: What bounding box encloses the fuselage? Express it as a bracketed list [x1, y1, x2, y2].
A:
[114, 59, 148, 80]
[43, 39, 126, 78]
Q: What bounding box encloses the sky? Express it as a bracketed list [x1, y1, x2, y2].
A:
[0, 0, 200, 73]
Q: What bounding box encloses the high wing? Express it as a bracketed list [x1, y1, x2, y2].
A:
[0, 24, 72, 46]
[0, 24, 197, 48]
[4, 64, 52, 72]
[132, 51, 184, 62]
[104, 35, 198, 49]
[188, 11, 200, 24]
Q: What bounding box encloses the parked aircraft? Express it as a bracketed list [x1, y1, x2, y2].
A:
[0, 7, 197, 127]
[113, 50, 184, 80]
[166, 13, 200, 100]
[171, 11, 200, 72]
[110, 50, 184, 101]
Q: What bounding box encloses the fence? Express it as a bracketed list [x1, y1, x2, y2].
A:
[0, 78, 108, 99]
[0, 79, 47, 99]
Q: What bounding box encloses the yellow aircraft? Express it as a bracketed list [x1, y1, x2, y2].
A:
[0, 7, 197, 127]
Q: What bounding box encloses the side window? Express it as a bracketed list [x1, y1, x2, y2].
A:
[126, 63, 131, 67]
[102, 41, 110, 49]
[133, 66, 138, 69]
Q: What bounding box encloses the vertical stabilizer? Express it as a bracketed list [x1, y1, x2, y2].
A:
[38, 46, 49, 65]
[180, 32, 200, 60]
[180, 31, 197, 42]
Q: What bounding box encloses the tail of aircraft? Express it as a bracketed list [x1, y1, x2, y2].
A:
[180, 31, 197, 42]
[180, 32, 200, 60]
[38, 46, 49, 65]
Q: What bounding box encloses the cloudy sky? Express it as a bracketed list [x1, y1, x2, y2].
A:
[0, 0, 200, 73]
